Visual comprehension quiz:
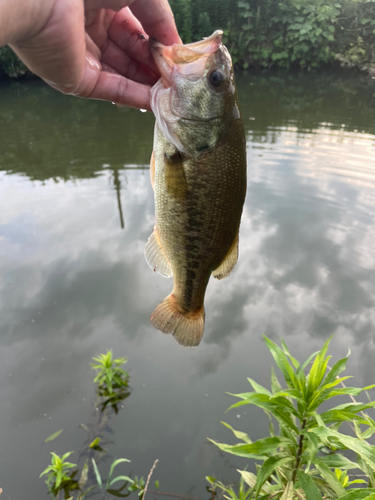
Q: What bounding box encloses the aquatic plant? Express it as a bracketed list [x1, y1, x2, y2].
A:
[39, 451, 80, 496]
[91, 350, 129, 393]
[208, 335, 375, 499]
[91, 350, 130, 411]
[40, 351, 159, 499]
[93, 457, 159, 499]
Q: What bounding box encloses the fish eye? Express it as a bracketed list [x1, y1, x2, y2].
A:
[208, 69, 226, 89]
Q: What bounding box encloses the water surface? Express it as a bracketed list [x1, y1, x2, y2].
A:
[1, 71, 375, 499]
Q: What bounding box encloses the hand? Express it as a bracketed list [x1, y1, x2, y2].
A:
[8, 0, 181, 110]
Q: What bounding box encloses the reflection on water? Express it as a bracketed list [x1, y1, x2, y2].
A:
[1, 71, 375, 499]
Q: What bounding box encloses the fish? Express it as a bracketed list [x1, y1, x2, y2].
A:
[145, 30, 247, 347]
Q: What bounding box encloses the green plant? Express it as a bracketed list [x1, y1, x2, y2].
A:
[0, 46, 28, 78]
[91, 350, 129, 394]
[92, 457, 159, 499]
[209, 335, 375, 499]
[39, 452, 80, 496]
[91, 350, 130, 411]
[167, 0, 375, 72]
[91, 349, 129, 394]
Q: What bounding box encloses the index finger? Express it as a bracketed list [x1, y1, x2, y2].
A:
[129, 0, 182, 46]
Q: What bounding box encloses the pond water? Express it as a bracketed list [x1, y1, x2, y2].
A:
[1, 70, 375, 499]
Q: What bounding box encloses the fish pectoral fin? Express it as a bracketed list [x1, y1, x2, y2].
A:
[165, 151, 187, 200]
[150, 150, 155, 190]
[145, 226, 173, 278]
[212, 234, 239, 280]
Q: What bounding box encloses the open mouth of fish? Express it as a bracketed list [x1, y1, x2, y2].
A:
[150, 30, 224, 88]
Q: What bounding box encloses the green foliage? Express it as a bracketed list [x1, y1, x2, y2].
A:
[91, 350, 130, 411]
[209, 335, 375, 499]
[91, 350, 129, 393]
[169, 0, 375, 71]
[40, 351, 160, 500]
[0, 46, 27, 78]
[44, 429, 64, 443]
[93, 457, 160, 498]
[39, 452, 79, 496]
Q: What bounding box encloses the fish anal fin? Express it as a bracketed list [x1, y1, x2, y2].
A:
[165, 151, 187, 200]
[150, 294, 205, 347]
[150, 151, 155, 190]
[145, 227, 173, 278]
[212, 234, 239, 280]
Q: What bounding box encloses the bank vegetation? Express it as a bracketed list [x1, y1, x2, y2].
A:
[1, 0, 375, 78]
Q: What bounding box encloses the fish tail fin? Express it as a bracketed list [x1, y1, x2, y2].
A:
[150, 294, 205, 347]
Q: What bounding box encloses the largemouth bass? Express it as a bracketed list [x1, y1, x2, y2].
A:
[145, 30, 247, 347]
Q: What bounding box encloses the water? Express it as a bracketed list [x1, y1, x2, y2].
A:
[1, 71, 375, 498]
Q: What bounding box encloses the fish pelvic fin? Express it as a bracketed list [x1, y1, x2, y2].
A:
[145, 226, 173, 278]
[150, 294, 205, 347]
[212, 234, 239, 280]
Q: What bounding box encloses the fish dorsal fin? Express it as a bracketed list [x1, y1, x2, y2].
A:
[145, 227, 173, 278]
[165, 151, 188, 200]
[212, 234, 239, 280]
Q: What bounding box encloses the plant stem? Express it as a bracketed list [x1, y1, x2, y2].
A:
[143, 459, 159, 500]
[292, 418, 306, 483]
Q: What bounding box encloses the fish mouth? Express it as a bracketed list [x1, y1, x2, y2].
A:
[150, 30, 223, 87]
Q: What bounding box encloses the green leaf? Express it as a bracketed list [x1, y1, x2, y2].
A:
[297, 470, 323, 499]
[247, 378, 271, 396]
[311, 427, 375, 470]
[308, 387, 363, 410]
[337, 490, 375, 500]
[237, 470, 257, 488]
[304, 431, 319, 469]
[263, 336, 299, 391]
[44, 429, 63, 443]
[254, 456, 294, 496]
[328, 402, 375, 413]
[271, 366, 283, 394]
[208, 436, 293, 459]
[270, 389, 305, 405]
[357, 455, 375, 487]
[109, 475, 134, 487]
[313, 458, 346, 496]
[107, 458, 131, 488]
[300, 350, 320, 371]
[318, 454, 359, 470]
[79, 462, 89, 489]
[227, 393, 299, 432]
[92, 458, 102, 488]
[221, 422, 252, 443]
[320, 409, 369, 424]
[281, 339, 300, 369]
[40, 465, 54, 478]
[61, 451, 74, 462]
[306, 335, 333, 396]
[89, 437, 101, 448]
[325, 356, 349, 385]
